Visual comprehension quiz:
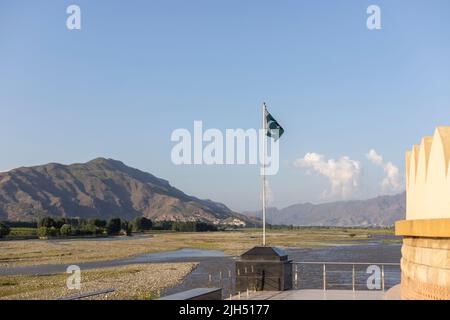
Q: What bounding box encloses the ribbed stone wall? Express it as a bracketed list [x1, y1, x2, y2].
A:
[400, 237, 450, 300]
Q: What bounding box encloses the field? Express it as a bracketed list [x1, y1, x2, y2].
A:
[0, 228, 395, 267]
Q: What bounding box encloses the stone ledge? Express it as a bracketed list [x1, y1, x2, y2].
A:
[396, 219, 450, 238]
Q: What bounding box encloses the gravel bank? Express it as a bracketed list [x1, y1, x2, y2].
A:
[0, 262, 197, 300]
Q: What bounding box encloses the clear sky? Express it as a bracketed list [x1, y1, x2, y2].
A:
[1, 0, 450, 212]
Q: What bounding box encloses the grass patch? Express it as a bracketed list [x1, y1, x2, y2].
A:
[8, 228, 37, 237]
[0, 280, 18, 287]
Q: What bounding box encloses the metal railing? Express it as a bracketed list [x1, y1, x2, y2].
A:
[292, 262, 400, 291]
[160, 261, 401, 299]
[58, 288, 115, 300]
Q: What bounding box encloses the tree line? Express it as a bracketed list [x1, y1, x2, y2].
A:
[0, 217, 219, 238]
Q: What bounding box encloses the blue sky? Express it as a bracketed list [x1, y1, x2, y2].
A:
[1, 0, 450, 211]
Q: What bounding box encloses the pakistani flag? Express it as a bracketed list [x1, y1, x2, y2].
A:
[265, 108, 284, 141]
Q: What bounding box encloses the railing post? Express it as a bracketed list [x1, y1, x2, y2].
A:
[294, 264, 298, 289]
[352, 264, 355, 292]
[284, 261, 399, 292]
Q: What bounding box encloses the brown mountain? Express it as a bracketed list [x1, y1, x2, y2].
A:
[244, 193, 406, 227]
[0, 158, 253, 226]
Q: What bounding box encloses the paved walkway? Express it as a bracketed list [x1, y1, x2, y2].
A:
[231, 289, 397, 300]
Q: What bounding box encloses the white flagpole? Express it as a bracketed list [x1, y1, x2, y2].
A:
[262, 102, 267, 246]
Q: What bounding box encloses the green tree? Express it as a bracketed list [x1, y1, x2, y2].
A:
[196, 222, 218, 232]
[120, 220, 132, 236]
[106, 218, 121, 235]
[59, 224, 72, 237]
[131, 217, 153, 232]
[67, 218, 81, 228]
[88, 219, 107, 228]
[54, 218, 67, 229]
[38, 217, 56, 228]
[80, 223, 98, 235]
[141, 217, 152, 230]
[38, 226, 58, 238]
[0, 222, 11, 238]
[172, 221, 197, 232]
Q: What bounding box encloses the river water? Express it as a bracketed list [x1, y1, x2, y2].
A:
[163, 241, 402, 297]
[0, 248, 227, 276]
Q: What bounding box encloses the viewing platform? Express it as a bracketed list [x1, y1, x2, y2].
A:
[230, 287, 400, 300]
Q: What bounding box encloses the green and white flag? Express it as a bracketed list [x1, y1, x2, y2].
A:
[261, 103, 284, 246]
[265, 108, 284, 141]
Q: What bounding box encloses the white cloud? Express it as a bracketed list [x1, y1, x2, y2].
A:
[366, 149, 383, 166]
[294, 153, 361, 199]
[366, 149, 403, 193]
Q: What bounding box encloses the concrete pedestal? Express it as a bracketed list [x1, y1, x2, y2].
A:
[235, 246, 292, 292]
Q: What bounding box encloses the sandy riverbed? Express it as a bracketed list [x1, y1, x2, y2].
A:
[0, 262, 197, 300]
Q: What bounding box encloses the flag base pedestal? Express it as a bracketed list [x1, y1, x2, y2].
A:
[235, 246, 293, 292]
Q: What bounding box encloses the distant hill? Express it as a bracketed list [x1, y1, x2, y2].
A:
[0, 158, 255, 226]
[243, 193, 406, 227]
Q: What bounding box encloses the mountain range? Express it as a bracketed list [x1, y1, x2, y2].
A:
[0, 158, 406, 227]
[0, 158, 254, 226]
[243, 193, 406, 227]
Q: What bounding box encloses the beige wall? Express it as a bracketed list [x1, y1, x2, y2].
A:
[406, 127, 450, 220]
[398, 126, 450, 299]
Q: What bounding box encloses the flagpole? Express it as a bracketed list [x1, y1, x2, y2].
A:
[262, 102, 267, 246]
